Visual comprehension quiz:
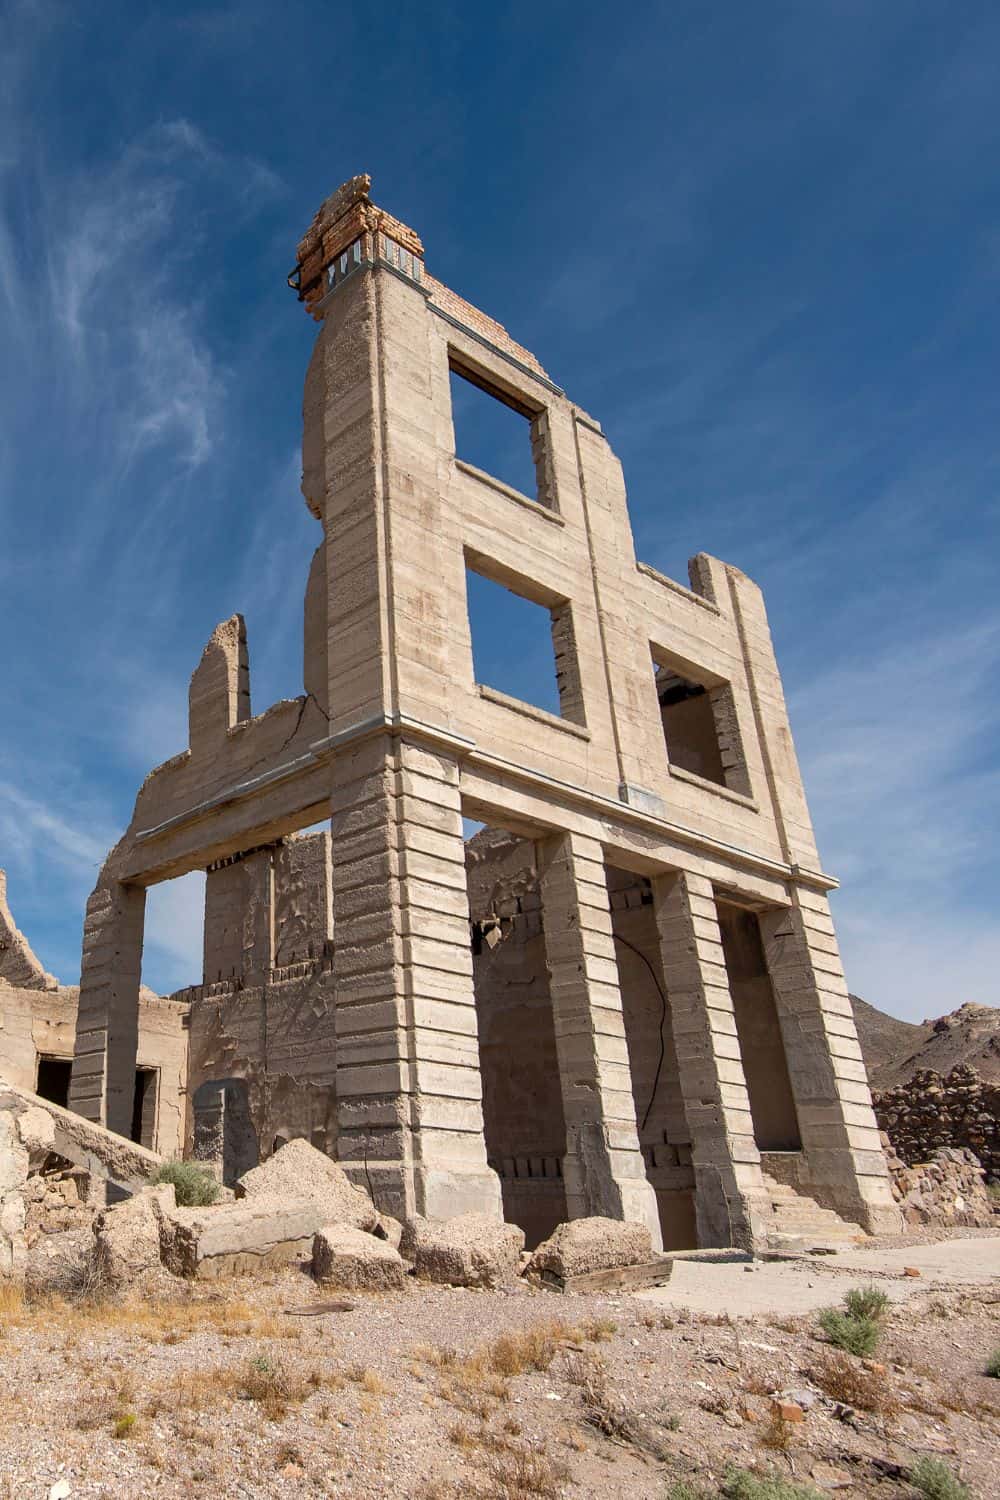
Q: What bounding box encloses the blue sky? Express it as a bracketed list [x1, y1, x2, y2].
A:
[1, 1, 997, 1020]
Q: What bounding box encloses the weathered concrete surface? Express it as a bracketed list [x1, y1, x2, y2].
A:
[528, 1217, 652, 1280]
[0, 1080, 161, 1190]
[639, 1234, 1000, 1318]
[0, 869, 58, 990]
[160, 1196, 321, 1279]
[94, 1184, 176, 1288]
[313, 1223, 408, 1290]
[400, 1213, 524, 1288]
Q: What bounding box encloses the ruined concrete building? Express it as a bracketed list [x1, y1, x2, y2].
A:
[7, 176, 901, 1250]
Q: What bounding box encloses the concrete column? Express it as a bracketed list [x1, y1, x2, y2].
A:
[537, 831, 662, 1247]
[759, 891, 901, 1234]
[651, 869, 766, 1248]
[69, 880, 146, 1137]
[330, 733, 501, 1224]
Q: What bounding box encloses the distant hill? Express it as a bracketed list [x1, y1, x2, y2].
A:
[851, 995, 1000, 1090]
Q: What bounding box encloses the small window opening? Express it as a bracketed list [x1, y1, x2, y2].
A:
[131, 1067, 158, 1150]
[449, 357, 551, 506]
[36, 1055, 72, 1110]
[466, 563, 585, 725]
[654, 658, 752, 795]
[656, 666, 727, 786]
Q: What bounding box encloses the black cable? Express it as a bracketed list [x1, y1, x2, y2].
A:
[613, 931, 668, 1133]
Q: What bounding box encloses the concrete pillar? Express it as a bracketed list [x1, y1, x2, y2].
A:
[759, 891, 901, 1234]
[537, 831, 662, 1247]
[651, 869, 766, 1248]
[330, 733, 501, 1224]
[69, 880, 145, 1137]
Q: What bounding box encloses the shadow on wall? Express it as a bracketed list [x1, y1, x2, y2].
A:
[191, 1077, 260, 1185]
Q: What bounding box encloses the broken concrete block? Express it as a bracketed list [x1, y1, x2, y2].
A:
[312, 1224, 408, 1291]
[372, 1212, 404, 1251]
[94, 1184, 175, 1288]
[527, 1217, 652, 1280]
[400, 1212, 524, 1288]
[235, 1138, 378, 1232]
[15, 1105, 56, 1165]
[160, 1194, 321, 1279]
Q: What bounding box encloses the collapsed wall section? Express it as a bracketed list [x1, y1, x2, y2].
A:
[183, 832, 337, 1179]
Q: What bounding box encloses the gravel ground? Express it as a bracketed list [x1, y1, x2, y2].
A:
[0, 1248, 998, 1499]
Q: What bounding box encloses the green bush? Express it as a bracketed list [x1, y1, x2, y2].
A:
[909, 1457, 970, 1500]
[665, 1470, 823, 1500]
[843, 1283, 889, 1321]
[817, 1307, 881, 1357]
[984, 1347, 1000, 1378]
[149, 1159, 220, 1207]
[721, 1470, 823, 1500]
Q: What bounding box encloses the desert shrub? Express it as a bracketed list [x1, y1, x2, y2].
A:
[150, 1160, 219, 1207]
[843, 1284, 889, 1321]
[809, 1352, 898, 1417]
[721, 1469, 823, 1500]
[984, 1347, 1000, 1378]
[909, 1457, 970, 1500]
[112, 1412, 139, 1440]
[817, 1308, 880, 1357]
[986, 1181, 1000, 1202]
[484, 1445, 568, 1499]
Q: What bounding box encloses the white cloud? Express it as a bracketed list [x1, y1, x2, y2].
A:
[790, 613, 1000, 1019]
[0, 780, 111, 876]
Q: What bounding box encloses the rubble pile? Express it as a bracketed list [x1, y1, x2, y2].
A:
[881, 1134, 997, 1227]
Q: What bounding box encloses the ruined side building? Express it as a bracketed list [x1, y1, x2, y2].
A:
[7, 175, 901, 1250]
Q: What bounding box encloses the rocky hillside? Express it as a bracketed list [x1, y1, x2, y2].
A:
[852, 995, 1000, 1090]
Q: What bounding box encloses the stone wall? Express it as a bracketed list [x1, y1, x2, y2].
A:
[874, 1064, 999, 1183]
[881, 1134, 997, 1227]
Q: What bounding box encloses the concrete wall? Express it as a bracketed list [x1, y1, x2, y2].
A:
[63, 175, 898, 1242]
[0, 979, 187, 1159]
[183, 832, 337, 1182]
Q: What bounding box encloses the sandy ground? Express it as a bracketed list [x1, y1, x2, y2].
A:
[0, 1232, 997, 1499]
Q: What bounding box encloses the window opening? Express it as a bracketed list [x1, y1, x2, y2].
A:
[35, 1055, 72, 1110]
[656, 665, 727, 785]
[131, 1067, 158, 1150]
[466, 564, 585, 726]
[449, 357, 549, 505]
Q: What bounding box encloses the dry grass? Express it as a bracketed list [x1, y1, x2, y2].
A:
[483, 1446, 570, 1499]
[571, 1354, 674, 1459]
[809, 1352, 899, 1418]
[346, 1364, 388, 1396]
[0, 1286, 301, 1344]
[757, 1409, 793, 1452]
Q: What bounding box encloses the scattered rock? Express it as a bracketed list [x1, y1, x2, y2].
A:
[810, 1460, 853, 1490]
[401, 1212, 524, 1288]
[526, 1217, 651, 1280]
[772, 1399, 805, 1423]
[313, 1224, 408, 1291]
